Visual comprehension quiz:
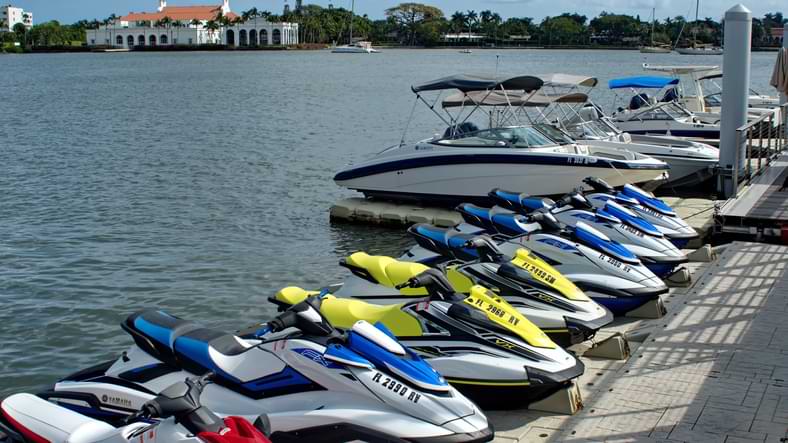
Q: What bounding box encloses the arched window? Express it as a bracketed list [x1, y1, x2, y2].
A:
[239, 29, 248, 46]
[138, 35, 146, 46]
[226, 29, 235, 46]
[259, 29, 268, 45]
[249, 29, 257, 46]
[127, 35, 135, 47]
[149, 34, 157, 46]
[272, 29, 281, 45]
[116, 35, 123, 46]
[160, 34, 168, 44]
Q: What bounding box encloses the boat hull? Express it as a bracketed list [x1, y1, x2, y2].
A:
[639, 47, 671, 54]
[675, 48, 723, 55]
[337, 161, 667, 203]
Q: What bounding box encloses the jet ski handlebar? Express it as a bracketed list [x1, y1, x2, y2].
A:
[463, 236, 506, 263]
[528, 210, 564, 232]
[394, 269, 457, 300]
[583, 176, 616, 193]
[126, 373, 225, 434]
[269, 298, 337, 337]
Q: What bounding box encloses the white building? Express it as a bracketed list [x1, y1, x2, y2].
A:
[85, 0, 298, 48]
[1, 4, 33, 32]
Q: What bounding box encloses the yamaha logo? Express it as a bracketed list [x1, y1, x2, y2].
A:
[102, 394, 132, 408]
[102, 394, 108, 402]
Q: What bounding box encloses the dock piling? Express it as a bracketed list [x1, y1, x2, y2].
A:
[718, 4, 752, 198]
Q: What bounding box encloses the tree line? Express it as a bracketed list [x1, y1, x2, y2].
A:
[1, 3, 785, 50]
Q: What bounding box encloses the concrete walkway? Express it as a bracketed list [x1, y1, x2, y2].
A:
[489, 242, 788, 442]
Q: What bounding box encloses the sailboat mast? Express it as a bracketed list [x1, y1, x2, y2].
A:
[693, 0, 699, 44]
[651, 8, 656, 46]
[348, 0, 355, 45]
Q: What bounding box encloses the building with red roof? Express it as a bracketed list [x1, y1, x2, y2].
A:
[86, 0, 298, 48]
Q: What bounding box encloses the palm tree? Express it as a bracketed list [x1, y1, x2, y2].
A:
[466, 10, 478, 39]
[205, 19, 219, 43]
[450, 11, 465, 35]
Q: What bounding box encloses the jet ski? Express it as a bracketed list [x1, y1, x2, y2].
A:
[392, 230, 613, 346]
[412, 208, 667, 317]
[1, 373, 272, 443]
[272, 264, 584, 407]
[488, 188, 688, 278]
[44, 299, 493, 443]
[582, 177, 699, 248]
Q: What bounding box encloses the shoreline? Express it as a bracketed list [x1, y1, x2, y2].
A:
[4, 44, 782, 54]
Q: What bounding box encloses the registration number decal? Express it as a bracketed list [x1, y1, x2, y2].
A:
[621, 224, 645, 238]
[466, 296, 521, 326]
[599, 253, 632, 272]
[372, 372, 421, 403]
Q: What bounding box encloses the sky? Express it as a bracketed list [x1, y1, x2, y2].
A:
[11, 0, 788, 25]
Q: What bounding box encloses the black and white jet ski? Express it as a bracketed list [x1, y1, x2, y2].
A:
[407, 209, 667, 317]
[488, 188, 688, 278]
[271, 266, 584, 407]
[44, 299, 493, 443]
[582, 177, 699, 249]
[391, 229, 613, 346]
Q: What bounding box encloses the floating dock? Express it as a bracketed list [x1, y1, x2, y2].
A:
[330, 195, 717, 247]
[489, 241, 788, 442]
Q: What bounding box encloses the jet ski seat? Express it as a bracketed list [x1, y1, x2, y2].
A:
[342, 252, 432, 296]
[123, 310, 250, 377]
[274, 287, 423, 336]
[1, 393, 116, 442]
[408, 224, 480, 261]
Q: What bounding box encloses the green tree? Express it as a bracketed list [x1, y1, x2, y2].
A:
[541, 15, 584, 45]
[12, 22, 26, 45]
[385, 3, 444, 46]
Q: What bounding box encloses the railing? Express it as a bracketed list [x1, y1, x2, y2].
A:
[728, 102, 788, 197]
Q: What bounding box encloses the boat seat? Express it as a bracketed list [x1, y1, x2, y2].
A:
[124, 310, 250, 378]
[408, 224, 480, 261]
[342, 252, 431, 296]
[1, 393, 117, 442]
[273, 287, 423, 336]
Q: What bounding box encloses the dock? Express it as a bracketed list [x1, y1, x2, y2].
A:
[489, 241, 788, 442]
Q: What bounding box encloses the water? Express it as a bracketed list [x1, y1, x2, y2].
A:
[0, 49, 778, 395]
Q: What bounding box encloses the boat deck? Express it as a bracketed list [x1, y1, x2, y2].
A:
[718, 152, 788, 236]
[489, 241, 788, 442]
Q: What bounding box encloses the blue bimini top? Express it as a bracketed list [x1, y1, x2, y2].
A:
[608, 76, 680, 90]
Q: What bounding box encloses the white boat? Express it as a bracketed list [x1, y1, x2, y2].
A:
[333, 41, 379, 53]
[643, 64, 780, 113]
[675, 46, 723, 55]
[607, 76, 720, 140]
[674, 0, 723, 55]
[521, 74, 717, 188]
[639, 8, 672, 54]
[640, 46, 672, 54]
[563, 106, 719, 188]
[333, 74, 669, 203]
[331, 0, 379, 54]
[459, 49, 473, 54]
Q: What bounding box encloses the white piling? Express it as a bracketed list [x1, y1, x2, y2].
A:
[718, 4, 752, 198]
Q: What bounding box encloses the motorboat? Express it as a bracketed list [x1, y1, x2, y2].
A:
[459, 49, 473, 54]
[607, 76, 721, 140]
[560, 103, 718, 187]
[506, 73, 718, 188]
[334, 74, 669, 203]
[642, 64, 780, 116]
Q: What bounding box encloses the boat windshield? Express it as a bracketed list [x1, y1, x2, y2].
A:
[632, 102, 691, 121]
[435, 126, 558, 148]
[565, 120, 616, 139]
[532, 124, 575, 145]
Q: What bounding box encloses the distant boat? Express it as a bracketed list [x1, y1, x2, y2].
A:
[675, 0, 723, 55]
[675, 46, 723, 55]
[331, 0, 379, 54]
[459, 49, 472, 54]
[640, 8, 672, 54]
